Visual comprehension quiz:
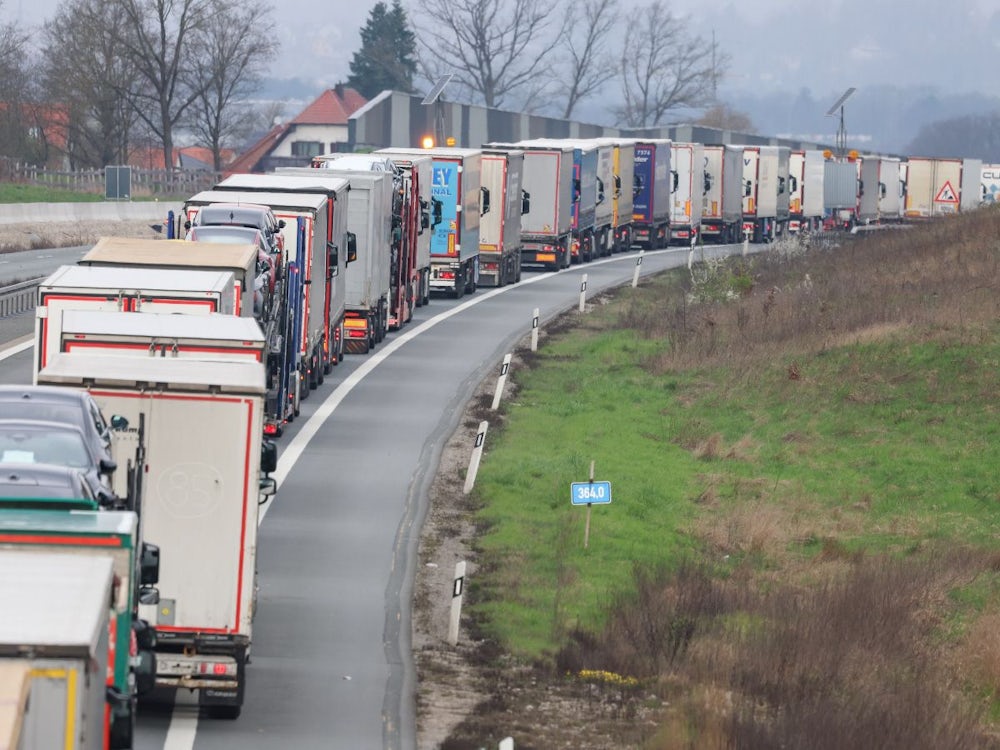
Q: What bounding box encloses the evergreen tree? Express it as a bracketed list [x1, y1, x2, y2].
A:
[347, 1, 416, 99]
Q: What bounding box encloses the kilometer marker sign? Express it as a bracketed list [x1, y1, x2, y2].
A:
[571, 480, 612, 505]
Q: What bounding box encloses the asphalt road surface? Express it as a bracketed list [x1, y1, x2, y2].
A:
[0, 244, 744, 749]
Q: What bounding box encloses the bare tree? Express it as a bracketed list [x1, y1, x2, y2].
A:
[413, 0, 554, 109]
[41, 0, 140, 168]
[186, 0, 278, 170]
[557, 0, 619, 120]
[695, 103, 755, 133]
[0, 5, 31, 159]
[616, 1, 724, 128]
[115, 0, 221, 170]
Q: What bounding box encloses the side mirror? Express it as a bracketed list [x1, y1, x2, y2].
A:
[480, 186, 491, 216]
[858, 179, 864, 197]
[633, 175, 642, 198]
[521, 189, 530, 215]
[96, 487, 120, 511]
[278, 219, 286, 230]
[138, 586, 159, 606]
[140, 542, 160, 586]
[613, 174, 622, 198]
[744, 179, 751, 197]
[432, 198, 443, 228]
[184, 220, 192, 230]
[573, 178, 581, 204]
[110, 415, 129, 431]
[260, 439, 278, 474]
[100, 458, 118, 475]
[259, 476, 277, 504]
[778, 176, 786, 195]
[596, 178, 605, 205]
[879, 182, 887, 198]
[346, 232, 358, 264]
[420, 198, 430, 230]
[327, 241, 339, 276]
[673, 171, 680, 193]
[703, 172, 712, 195]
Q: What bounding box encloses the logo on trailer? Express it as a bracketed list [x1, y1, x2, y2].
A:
[934, 181, 959, 204]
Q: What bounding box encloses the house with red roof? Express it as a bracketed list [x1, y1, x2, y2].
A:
[227, 85, 367, 174]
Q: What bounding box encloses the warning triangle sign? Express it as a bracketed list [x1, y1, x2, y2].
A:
[934, 181, 959, 204]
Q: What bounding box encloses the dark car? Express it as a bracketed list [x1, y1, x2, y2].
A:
[190, 202, 285, 257]
[0, 463, 99, 508]
[0, 385, 115, 474]
[0, 419, 119, 507]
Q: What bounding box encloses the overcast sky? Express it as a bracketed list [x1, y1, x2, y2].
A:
[9, 0, 1000, 103]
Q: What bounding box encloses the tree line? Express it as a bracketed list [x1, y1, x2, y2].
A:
[0, 0, 277, 172]
[348, 0, 745, 129]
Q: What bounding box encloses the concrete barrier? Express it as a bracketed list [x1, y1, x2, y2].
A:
[0, 202, 176, 225]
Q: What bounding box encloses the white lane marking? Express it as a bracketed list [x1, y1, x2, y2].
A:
[163, 707, 199, 750]
[0, 338, 32, 362]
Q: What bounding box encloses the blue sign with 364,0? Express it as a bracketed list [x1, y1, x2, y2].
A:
[571, 481, 612, 505]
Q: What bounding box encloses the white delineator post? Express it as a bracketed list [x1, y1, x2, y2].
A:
[447, 560, 466, 646]
[578, 274, 588, 312]
[463, 421, 488, 494]
[499, 739, 515, 750]
[490, 353, 512, 410]
[530, 308, 539, 352]
[632, 249, 643, 288]
[743, 226, 750, 257]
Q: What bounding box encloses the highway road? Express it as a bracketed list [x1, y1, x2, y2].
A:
[0, 243, 743, 749]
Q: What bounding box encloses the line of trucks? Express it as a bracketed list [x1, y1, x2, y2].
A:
[2, 137, 994, 748]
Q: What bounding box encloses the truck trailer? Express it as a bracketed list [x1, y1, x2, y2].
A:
[0, 551, 115, 750]
[479, 148, 525, 283]
[592, 138, 637, 252]
[379, 147, 483, 297]
[488, 140, 575, 271]
[33, 265, 236, 381]
[669, 141, 705, 245]
[701, 145, 744, 242]
[823, 158, 860, 229]
[631, 139, 671, 249]
[37, 353, 277, 719]
[787, 149, 825, 233]
[742, 145, 790, 242]
[0, 511, 159, 749]
[904, 157, 983, 217]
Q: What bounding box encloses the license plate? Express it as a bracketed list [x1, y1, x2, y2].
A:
[536, 252, 556, 262]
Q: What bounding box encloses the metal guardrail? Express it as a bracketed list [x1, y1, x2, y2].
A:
[0, 277, 42, 318]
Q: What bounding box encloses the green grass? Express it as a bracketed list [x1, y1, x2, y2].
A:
[0, 183, 106, 203]
[470, 275, 1000, 661]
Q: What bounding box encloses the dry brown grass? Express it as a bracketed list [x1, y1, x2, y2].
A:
[622, 208, 1000, 374]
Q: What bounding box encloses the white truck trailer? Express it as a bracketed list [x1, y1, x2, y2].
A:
[788, 149, 825, 233]
[0, 551, 114, 750]
[669, 141, 705, 245]
[488, 140, 575, 271]
[701, 145, 744, 243]
[37, 353, 278, 719]
[479, 148, 524, 285]
[742, 145, 790, 242]
[904, 157, 984, 217]
[34, 265, 236, 381]
[981, 163, 1000, 205]
[378, 147, 484, 296]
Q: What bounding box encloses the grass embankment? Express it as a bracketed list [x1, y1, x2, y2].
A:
[0, 183, 106, 203]
[465, 211, 1000, 747]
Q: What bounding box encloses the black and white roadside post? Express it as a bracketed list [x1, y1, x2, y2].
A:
[491, 353, 513, 410]
[743, 225, 751, 258]
[570, 460, 613, 549]
[447, 560, 466, 646]
[530, 308, 540, 352]
[632, 249, 644, 288]
[579, 274, 588, 312]
[463, 421, 489, 494]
